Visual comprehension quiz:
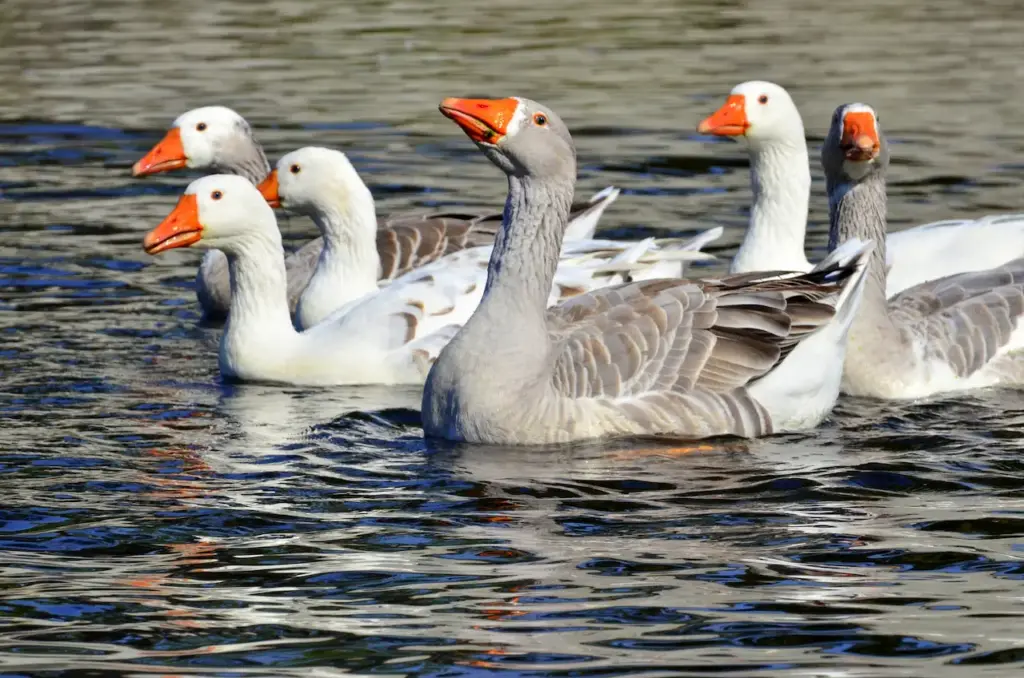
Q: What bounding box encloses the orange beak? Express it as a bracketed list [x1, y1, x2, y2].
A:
[439, 97, 519, 145]
[256, 169, 281, 207]
[144, 194, 203, 255]
[841, 111, 880, 161]
[133, 127, 188, 176]
[697, 94, 749, 136]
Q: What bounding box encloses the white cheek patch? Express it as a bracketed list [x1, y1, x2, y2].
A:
[842, 102, 875, 116]
[181, 128, 214, 168]
[840, 103, 879, 137]
[505, 99, 526, 137]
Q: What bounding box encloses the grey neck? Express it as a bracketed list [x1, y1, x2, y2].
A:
[825, 168, 905, 369]
[463, 173, 574, 353]
[490, 175, 572, 310]
[215, 135, 272, 185]
[827, 171, 888, 298]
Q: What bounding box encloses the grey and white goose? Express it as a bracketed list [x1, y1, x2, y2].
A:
[822, 103, 1024, 399]
[422, 96, 874, 446]
[133, 105, 622, 322]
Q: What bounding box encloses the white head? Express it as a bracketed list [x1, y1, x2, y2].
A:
[143, 175, 279, 256]
[256, 146, 372, 218]
[697, 81, 805, 146]
[133, 106, 263, 176]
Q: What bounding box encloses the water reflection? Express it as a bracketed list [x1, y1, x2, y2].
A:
[3, 0, 1024, 674]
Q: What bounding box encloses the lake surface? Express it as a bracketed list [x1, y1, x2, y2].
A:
[2, 1, 1024, 675]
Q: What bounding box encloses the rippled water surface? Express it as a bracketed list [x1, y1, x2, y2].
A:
[3, 1, 1024, 675]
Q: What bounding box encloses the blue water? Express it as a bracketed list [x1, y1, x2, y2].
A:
[4, 1, 1024, 674]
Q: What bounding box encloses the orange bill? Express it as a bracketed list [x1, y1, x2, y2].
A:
[144, 194, 203, 254]
[256, 169, 281, 207]
[439, 97, 519, 144]
[697, 94, 749, 136]
[841, 111, 880, 161]
[133, 127, 187, 176]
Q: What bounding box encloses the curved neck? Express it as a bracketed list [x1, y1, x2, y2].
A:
[463, 173, 574, 353]
[214, 136, 271, 185]
[222, 232, 297, 347]
[489, 175, 573, 314]
[732, 136, 811, 273]
[296, 183, 381, 328]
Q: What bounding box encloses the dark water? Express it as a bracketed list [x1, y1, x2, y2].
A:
[3, 1, 1024, 676]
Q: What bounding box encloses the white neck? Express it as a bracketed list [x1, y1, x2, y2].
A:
[218, 233, 300, 379]
[731, 135, 812, 274]
[295, 183, 382, 329]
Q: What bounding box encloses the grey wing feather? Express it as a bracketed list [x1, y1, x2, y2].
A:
[889, 257, 1024, 378]
[543, 261, 854, 438]
[376, 212, 499, 280]
[547, 272, 847, 401]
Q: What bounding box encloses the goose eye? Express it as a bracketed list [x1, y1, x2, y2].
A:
[290, 164, 301, 174]
[533, 113, 548, 126]
[196, 122, 207, 132]
[211, 190, 223, 200]
[758, 95, 768, 104]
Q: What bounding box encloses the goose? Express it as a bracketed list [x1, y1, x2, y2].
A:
[698, 81, 1024, 294]
[132, 105, 622, 322]
[142, 175, 716, 387]
[822, 103, 1024, 399]
[257, 146, 723, 330]
[421, 96, 873, 445]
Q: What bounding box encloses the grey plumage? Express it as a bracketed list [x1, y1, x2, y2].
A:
[822, 102, 1024, 398]
[423, 96, 870, 445]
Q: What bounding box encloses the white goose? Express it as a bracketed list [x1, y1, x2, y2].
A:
[698, 81, 1024, 295]
[143, 175, 719, 387]
[422, 96, 874, 445]
[132, 106, 622, 322]
[256, 146, 722, 330]
[823, 103, 1024, 399]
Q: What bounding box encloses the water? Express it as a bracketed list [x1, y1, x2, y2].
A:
[2, 0, 1024, 675]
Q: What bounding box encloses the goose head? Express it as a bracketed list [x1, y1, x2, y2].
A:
[821, 103, 888, 184]
[697, 81, 805, 146]
[256, 146, 371, 217]
[133, 106, 258, 176]
[144, 175, 278, 256]
[439, 96, 576, 180]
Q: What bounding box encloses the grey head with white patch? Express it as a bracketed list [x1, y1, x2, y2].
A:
[821, 103, 891, 257]
[438, 96, 576, 182]
[821, 103, 890, 188]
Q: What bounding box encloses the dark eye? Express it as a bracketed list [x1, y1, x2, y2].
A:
[196, 122, 207, 132]
[290, 164, 301, 174]
[758, 95, 768, 104]
[211, 190, 223, 200]
[533, 113, 547, 126]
